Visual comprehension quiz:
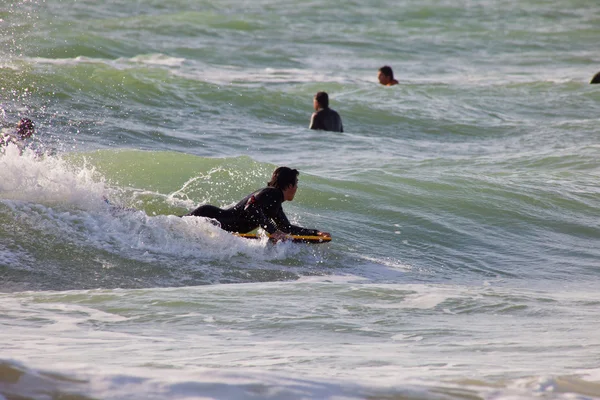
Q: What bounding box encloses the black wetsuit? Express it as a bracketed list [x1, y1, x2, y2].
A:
[309, 108, 343, 132]
[186, 187, 319, 235]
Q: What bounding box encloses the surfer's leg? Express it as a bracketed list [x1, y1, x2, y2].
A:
[188, 206, 254, 233]
[186, 204, 224, 218]
[186, 205, 242, 231]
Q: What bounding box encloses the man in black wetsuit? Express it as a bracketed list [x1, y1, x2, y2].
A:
[309, 91, 343, 132]
[186, 167, 331, 242]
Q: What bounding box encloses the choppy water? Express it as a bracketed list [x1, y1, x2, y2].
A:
[1, 1, 600, 399]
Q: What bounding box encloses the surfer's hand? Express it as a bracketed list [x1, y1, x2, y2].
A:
[271, 230, 291, 242]
[317, 231, 331, 238]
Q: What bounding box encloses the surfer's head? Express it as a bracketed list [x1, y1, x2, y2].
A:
[314, 92, 329, 110]
[268, 167, 299, 201]
[16, 118, 35, 139]
[591, 71, 600, 84]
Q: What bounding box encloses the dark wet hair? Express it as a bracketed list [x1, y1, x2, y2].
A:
[379, 65, 394, 79]
[268, 166, 299, 190]
[16, 118, 35, 139]
[591, 71, 600, 84]
[314, 91, 329, 109]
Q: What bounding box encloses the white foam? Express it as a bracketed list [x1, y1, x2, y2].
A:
[0, 359, 437, 400]
[26, 54, 345, 87]
[359, 255, 412, 272]
[23, 206, 299, 263]
[0, 147, 106, 210]
[295, 274, 368, 284]
[395, 292, 449, 310]
[128, 53, 186, 68]
[30, 55, 107, 66]
[29, 53, 346, 86]
[30, 53, 186, 69]
[177, 63, 349, 85]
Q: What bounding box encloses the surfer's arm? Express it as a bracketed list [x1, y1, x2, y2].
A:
[244, 201, 279, 233]
[272, 208, 320, 236]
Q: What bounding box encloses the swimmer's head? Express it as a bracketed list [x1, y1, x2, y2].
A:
[16, 118, 35, 139]
[314, 91, 329, 110]
[378, 65, 394, 85]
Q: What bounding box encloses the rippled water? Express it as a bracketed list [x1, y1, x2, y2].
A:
[1, 1, 600, 399]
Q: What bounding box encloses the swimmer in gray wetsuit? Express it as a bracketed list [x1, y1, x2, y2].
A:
[309, 92, 343, 133]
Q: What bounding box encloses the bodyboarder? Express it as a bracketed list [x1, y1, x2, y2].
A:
[186, 166, 331, 242]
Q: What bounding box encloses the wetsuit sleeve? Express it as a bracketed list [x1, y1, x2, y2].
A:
[272, 207, 320, 236]
[248, 204, 279, 234]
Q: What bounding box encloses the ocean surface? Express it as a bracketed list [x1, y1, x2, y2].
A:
[1, 1, 600, 399]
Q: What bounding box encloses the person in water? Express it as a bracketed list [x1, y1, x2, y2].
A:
[309, 91, 343, 132]
[0, 118, 35, 153]
[186, 166, 331, 242]
[377, 65, 399, 86]
[591, 71, 600, 84]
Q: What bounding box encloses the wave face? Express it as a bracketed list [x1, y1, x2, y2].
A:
[1, 0, 600, 399]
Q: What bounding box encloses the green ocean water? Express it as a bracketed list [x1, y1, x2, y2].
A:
[1, 1, 600, 399]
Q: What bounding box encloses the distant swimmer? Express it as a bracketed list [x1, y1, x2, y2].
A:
[186, 166, 331, 242]
[309, 91, 343, 133]
[378, 66, 399, 86]
[591, 71, 600, 84]
[0, 118, 35, 153]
